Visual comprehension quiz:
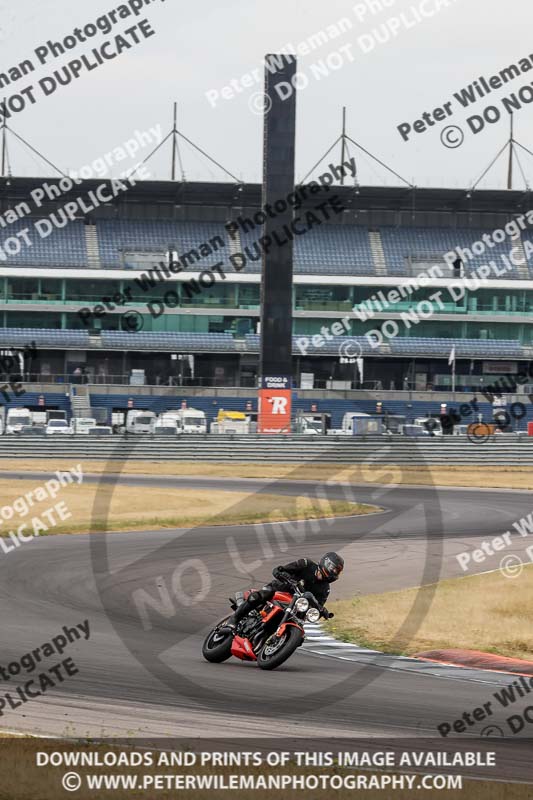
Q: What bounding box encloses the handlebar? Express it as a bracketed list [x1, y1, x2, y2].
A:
[275, 573, 331, 617]
[274, 569, 298, 587]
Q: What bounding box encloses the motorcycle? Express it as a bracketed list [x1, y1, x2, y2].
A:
[202, 576, 326, 670]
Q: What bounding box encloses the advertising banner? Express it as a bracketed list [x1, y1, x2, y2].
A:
[258, 375, 292, 433]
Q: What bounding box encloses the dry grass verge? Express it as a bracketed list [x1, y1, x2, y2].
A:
[0, 460, 532, 490]
[327, 564, 533, 660]
[0, 479, 374, 536]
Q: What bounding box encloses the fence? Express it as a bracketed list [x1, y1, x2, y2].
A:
[0, 435, 531, 464]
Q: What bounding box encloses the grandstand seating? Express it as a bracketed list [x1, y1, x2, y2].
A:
[96, 220, 227, 268]
[391, 337, 524, 357]
[379, 226, 524, 279]
[100, 331, 236, 351]
[239, 223, 375, 275]
[0, 220, 87, 267]
[0, 328, 90, 347]
[97, 220, 171, 266]
[95, 221, 530, 278]
[246, 333, 526, 357]
[97, 219, 375, 274]
[0, 327, 525, 358]
[295, 224, 374, 274]
[1, 216, 529, 279]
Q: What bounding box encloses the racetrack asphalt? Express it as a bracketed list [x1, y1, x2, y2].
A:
[0, 472, 532, 780]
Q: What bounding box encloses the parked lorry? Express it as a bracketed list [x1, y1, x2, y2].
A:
[175, 408, 207, 434]
[329, 412, 383, 436]
[153, 410, 183, 433]
[125, 410, 157, 434]
[6, 407, 32, 434]
[150, 415, 180, 435]
[211, 410, 251, 435]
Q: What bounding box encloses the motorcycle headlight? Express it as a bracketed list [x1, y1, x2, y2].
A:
[295, 597, 309, 613]
[306, 608, 320, 623]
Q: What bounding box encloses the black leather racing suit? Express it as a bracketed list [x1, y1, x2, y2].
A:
[230, 558, 332, 624]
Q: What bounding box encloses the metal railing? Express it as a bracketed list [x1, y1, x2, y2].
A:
[18, 374, 261, 388]
[0, 435, 532, 464]
[14, 374, 528, 394]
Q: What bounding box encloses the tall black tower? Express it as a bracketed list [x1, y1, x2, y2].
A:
[259, 54, 297, 382]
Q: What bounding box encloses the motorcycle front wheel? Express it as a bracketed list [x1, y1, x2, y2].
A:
[202, 622, 233, 663]
[257, 626, 304, 670]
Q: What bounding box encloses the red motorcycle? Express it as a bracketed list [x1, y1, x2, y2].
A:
[202, 580, 324, 670]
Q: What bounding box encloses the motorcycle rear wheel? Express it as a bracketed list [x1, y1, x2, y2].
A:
[257, 626, 303, 670]
[202, 622, 233, 663]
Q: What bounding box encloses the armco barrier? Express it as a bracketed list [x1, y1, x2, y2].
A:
[0, 435, 531, 464]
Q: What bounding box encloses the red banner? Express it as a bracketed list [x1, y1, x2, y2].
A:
[258, 388, 292, 434]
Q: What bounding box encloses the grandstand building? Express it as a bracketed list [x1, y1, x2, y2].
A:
[1, 176, 532, 426]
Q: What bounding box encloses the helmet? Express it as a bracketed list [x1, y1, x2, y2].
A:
[318, 552, 344, 582]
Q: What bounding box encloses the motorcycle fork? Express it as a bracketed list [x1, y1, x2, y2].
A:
[275, 606, 300, 637]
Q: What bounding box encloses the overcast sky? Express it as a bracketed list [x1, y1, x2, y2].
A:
[2, 0, 533, 190]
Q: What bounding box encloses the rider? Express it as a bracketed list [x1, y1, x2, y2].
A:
[226, 552, 344, 628]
